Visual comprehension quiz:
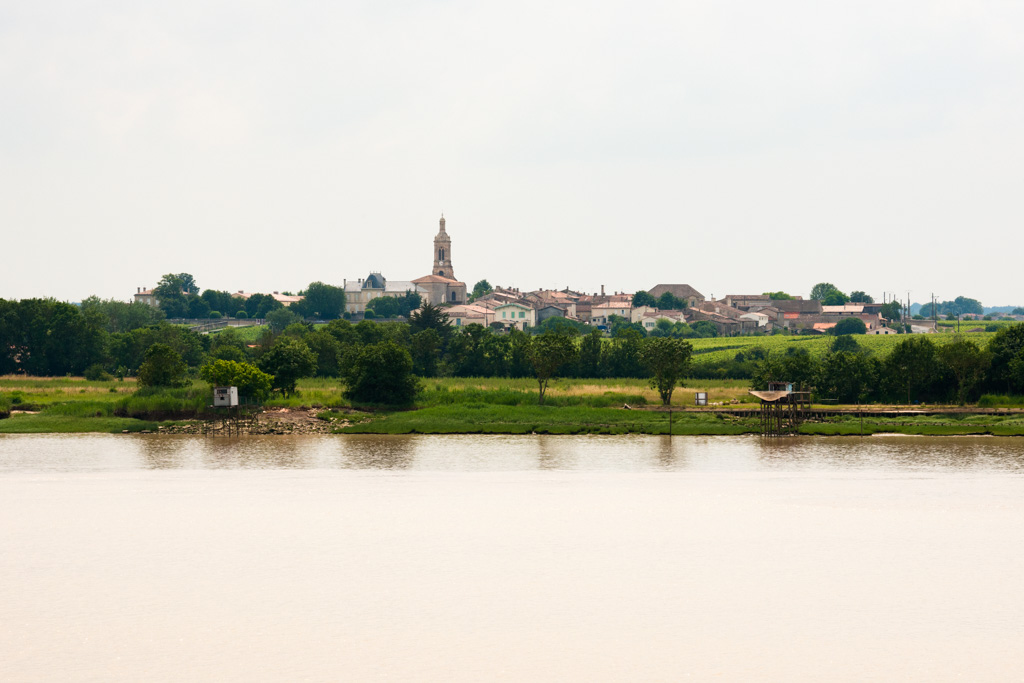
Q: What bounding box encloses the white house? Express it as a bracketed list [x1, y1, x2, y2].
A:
[591, 303, 631, 327]
[493, 302, 536, 330]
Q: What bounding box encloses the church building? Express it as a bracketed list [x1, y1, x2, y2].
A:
[413, 215, 467, 306]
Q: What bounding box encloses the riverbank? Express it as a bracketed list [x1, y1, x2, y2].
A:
[3, 376, 1024, 436]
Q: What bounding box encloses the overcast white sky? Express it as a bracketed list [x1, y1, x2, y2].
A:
[2, 0, 1022, 306]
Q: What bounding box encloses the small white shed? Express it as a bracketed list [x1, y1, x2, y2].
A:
[213, 386, 239, 407]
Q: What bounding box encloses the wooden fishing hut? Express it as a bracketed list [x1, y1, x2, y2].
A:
[750, 382, 811, 436]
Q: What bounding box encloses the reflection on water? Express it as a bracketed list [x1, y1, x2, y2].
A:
[2, 433, 1024, 473]
[339, 435, 415, 470]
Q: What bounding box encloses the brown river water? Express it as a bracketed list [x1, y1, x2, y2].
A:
[1, 434, 1023, 682]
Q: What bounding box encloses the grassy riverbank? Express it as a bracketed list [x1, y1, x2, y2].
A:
[3, 375, 1024, 436]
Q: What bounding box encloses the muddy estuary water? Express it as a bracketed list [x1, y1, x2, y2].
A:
[2, 434, 1023, 682]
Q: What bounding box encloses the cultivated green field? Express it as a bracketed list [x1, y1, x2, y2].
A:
[687, 331, 995, 366]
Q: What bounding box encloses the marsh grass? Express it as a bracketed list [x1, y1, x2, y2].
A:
[0, 413, 160, 434]
[340, 404, 758, 435]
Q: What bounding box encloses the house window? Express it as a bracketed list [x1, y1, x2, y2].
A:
[502, 311, 507, 318]
[519, 312, 525, 319]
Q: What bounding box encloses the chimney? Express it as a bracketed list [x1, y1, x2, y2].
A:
[601, 285, 605, 296]
[137, 287, 140, 293]
[273, 291, 279, 295]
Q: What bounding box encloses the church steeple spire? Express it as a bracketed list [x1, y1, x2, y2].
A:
[432, 214, 454, 280]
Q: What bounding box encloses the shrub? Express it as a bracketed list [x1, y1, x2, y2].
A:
[199, 359, 274, 402]
[209, 311, 222, 319]
[83, 364, 113, 381]
[236, 311, 248, 319]
[363, 310, 376, 319]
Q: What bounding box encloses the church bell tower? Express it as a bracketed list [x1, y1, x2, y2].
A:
[432, 214, 454, 280]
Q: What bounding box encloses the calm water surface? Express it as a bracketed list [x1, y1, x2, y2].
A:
[1, 434, 1023, 682]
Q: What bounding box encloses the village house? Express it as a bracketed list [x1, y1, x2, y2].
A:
[647, 284, 705, 308]
[446, 303, 493, 327]
[635, 309, 687, 331]
[591, 302, 632, 328]
[493, 302, 536, 330]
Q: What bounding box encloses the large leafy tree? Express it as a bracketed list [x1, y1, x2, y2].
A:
[343, 341, 420, 405]
[657, 291, 687, 310]
[258, 337, 317, 396]
[244, 293, 283, 319]
[884, 336, 939, 404]
[937, 337, 990, 405]
[293, 282, 345, 320]
[763, 291, 794, 300]
[527, 332, 578, 404]
[576, 329, 604, 378]
[631, 290, 657, 308]
[816, 349, 878, 404]
[986, 324, 1024, 394]
[639, 337, 693, 405]
[153, 274, 190, 318]
[832, 318, 867, 335]
[849, 291, 874, 304]
[810, 282, 845, 302]
[470, 280, 493, 302]
[304, 328, 344, 377]
[410, 329, 442, 377]
[137, 344, 187, 387]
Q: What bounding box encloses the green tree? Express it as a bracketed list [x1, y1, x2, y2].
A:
[849, 291, 874, 303]
[470, 280, 494, 302]
[410, 329, 442, 377]
[880, 302, 902, 321]
[293, 282, 346, 320]
[1012, 307, 1024, 316]
[823, 290, 851, 306]
[884, 336, 938, 404]
[137, 344, 187, 387]
[763, 291, 794, 300]
[657, 291, 687, 310]
[409, 303, 452, 337]
[528, 332, 578, 404]
[244, 293, 283, 319]
[832, 318, 867, 335]
[816, 349, 878, 404]
[810, 282, 844, 302]
[80, 296, 164, 333]
[639, 337, 693, 405]
[937, 337, 990, 405]
[176, 273, 199, 295]
[631, 290, 657, 308]
[199, 359, 273, 401]
[266, 308, 302, 333]
[304, 329, 343, 377]
[343, 341, 420, 405]
[576, 329, 604, 378]
[259, 337, 317, 396]
[986, 324, 1024, 394]
[153, 274, 190, 318]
